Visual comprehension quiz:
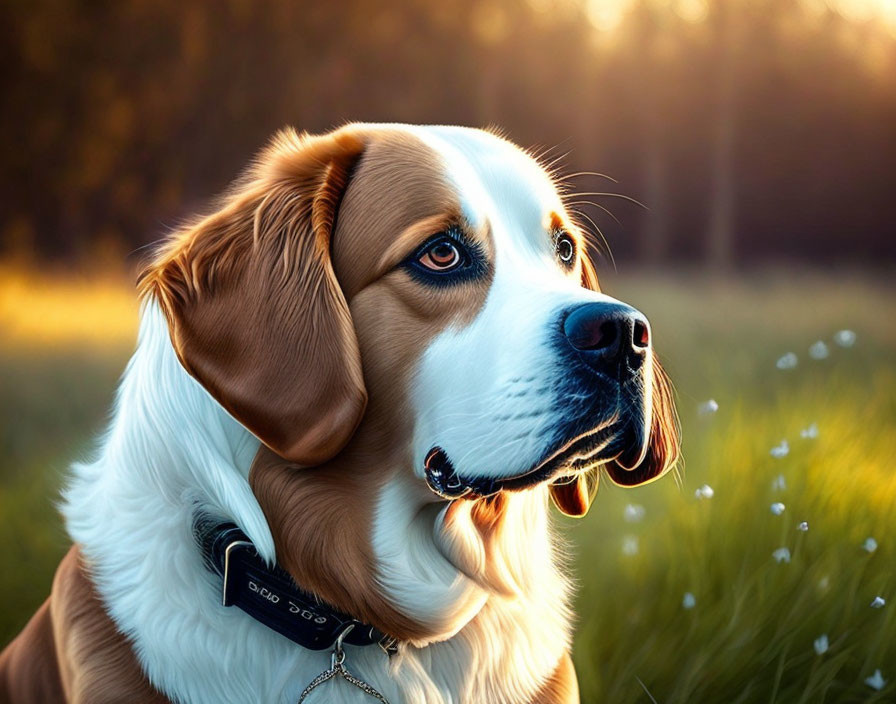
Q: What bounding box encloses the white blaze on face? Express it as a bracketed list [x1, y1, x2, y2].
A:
[409, 126, 624, 484]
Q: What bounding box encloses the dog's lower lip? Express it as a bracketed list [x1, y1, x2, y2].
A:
[521, 426, 615, 481]
[424, 427, 616, 499]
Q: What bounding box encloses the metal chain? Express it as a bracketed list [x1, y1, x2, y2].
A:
[297, 627, 391, 704]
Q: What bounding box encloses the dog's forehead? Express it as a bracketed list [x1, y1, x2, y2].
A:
[415, 125, 565, 240]
[414, 126, 577, 287]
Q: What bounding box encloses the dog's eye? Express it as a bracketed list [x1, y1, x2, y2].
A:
[418, 237, 464, 272]
[554, 231, 577, 268]
[405, 229, 487, 286]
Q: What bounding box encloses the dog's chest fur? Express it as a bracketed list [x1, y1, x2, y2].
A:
[61, 306, 570, 704]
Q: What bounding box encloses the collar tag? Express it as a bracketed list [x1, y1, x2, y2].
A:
[297, 626, 392, 703]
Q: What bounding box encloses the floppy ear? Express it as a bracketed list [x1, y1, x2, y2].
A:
[604, 362, 680, 487]
[550, 248, 680, 516]
[140, 127, 367, 466]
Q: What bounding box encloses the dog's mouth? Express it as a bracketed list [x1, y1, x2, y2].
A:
[424, 423, 621, 500]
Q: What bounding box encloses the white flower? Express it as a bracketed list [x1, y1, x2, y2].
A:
[770, 440, 790, 458]
[871, 596, 886, 608]
[621, 535, 639, 556]
[818, 576, 830, 591]
[772, 547, 791, 563]
[771, 474, 787, 491]
[809, 341, 830, 360]
[682, 592, 696, 609]
[770, 502, 786, 515]
[698, 399, 719, 416]
[798, 521, 809, 532]
[776, 352, 798, 370]
[863, 537, 878, 553]
[695, 484, 714, 499]
[834, 330, 856, 348]
[813, 634, 829, 655]
[865, 669, 886, 691]
[624, 504, 645, 522]
[800, 423, 819, 439]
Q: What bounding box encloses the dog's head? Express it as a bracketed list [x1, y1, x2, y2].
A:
[141, 124, 679, 640]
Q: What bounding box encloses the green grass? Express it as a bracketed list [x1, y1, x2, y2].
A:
[1, 268, 894, 702]
[0, 346, 129, 641]
[569, 269, 896, 703]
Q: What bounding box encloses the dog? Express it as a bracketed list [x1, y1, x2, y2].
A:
[0, 124, 678, 704]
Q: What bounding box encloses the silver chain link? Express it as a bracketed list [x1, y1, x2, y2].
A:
[297, 626, 391, 704]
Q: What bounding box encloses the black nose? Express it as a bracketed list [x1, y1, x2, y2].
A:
[563, 302, 650, 370]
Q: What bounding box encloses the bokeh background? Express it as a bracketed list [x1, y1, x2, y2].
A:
[1, 1, 894, 702]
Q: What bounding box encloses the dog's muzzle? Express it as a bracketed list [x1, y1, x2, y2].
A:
[423, 302, 654, 500]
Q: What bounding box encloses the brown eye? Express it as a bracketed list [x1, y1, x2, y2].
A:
[419, 238, 462, 272]
[555, 232, 576, 266]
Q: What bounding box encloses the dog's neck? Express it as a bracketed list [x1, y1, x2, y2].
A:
[61, 303, 572, 704]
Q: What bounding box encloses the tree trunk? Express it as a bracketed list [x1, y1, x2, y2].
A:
[706, 2, 737, 269]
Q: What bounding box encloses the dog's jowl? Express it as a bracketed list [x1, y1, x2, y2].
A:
[0, 124, 678, 704]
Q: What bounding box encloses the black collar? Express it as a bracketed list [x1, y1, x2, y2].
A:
[192, 512, 396, 654]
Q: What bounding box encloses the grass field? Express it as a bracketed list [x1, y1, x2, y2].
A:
[1, 266, 894, 703]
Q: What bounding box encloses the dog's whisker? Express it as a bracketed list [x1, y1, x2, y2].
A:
[565, 199, 623, 227]
[571, 191, 648, 210]
[555, 170, 620, 185]
[569, 208, 617, 272]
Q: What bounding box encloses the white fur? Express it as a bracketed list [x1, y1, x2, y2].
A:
[61, 125, 604, 703]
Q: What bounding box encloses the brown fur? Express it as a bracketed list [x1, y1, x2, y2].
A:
[0, 547, 167, 704]
[527, 652, 579, 704]
[0, 604, 64, 704]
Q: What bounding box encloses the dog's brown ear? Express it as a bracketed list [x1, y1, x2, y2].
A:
[140, 127, 367, 466]
[604, 363, 680, 487]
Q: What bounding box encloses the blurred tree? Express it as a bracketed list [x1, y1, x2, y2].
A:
[705, 0, 738, 269]
[0, 0, 894, 268]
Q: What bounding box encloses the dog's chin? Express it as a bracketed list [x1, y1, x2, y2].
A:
[433, 495, 531, 597]
[423, 423, 621, 501]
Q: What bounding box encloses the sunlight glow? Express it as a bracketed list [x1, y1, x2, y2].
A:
[0, 267, 137, 348]
[580, 0, 896, 36]
[834, 0, 879, 22]
[834, 0, 896, 33]
[676, 0, 709, 24]
[585, 0, 634, 32]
